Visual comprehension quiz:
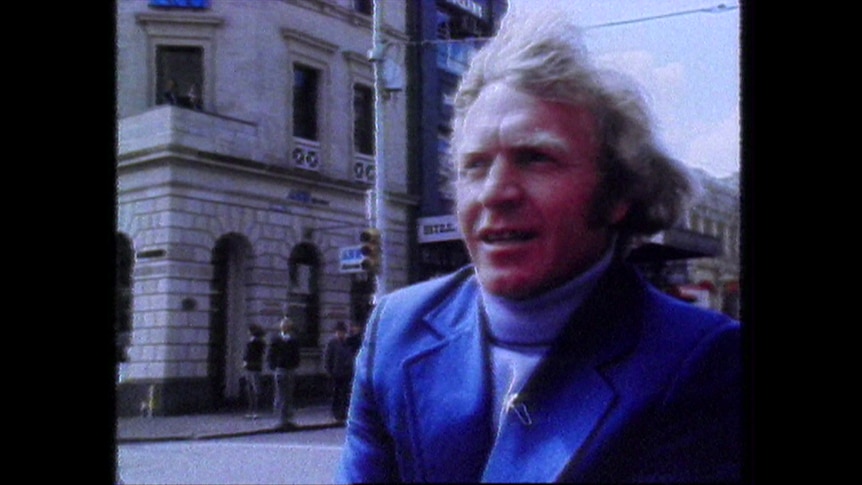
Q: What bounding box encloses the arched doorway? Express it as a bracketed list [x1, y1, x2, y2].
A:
[209, 234, 253, 407]
[115, 233, 134, 364]
[287, 243, 321, 348]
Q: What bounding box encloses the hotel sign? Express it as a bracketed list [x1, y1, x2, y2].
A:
[418, 215, 462, 243]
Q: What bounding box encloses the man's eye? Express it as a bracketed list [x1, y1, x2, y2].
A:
[517, 150, 554, 165]
[459, 157, 490, 176]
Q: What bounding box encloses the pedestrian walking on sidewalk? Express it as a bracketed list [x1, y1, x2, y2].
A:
[268, 317, 301, 430]
[242, 324, 267, 419]
[323, 321, 355, 423]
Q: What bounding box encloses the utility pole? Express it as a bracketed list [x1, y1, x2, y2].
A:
[369, 0, 388, 302]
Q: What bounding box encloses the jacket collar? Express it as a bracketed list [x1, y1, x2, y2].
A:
[403, 263, 647, 482]
[420, 266, 483, 339]
[415, 262, 643, 367]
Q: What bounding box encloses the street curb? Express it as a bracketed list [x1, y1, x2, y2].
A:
[116, 421, 344, 444]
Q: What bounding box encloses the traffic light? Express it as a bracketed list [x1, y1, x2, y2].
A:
[359, 228, 382, 275]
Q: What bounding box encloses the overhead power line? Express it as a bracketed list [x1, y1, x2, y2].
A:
[584, 4, 739, 30]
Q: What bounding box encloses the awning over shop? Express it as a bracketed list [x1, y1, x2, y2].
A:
[626, 242, 711, 263]
[625, 227, 722, 263]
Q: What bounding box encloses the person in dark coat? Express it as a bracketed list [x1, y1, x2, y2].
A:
[345, 322, 364, 355]
[242, 324, 266, 419]
[323, 322, 355, 423]
[267, 317, 301, 429]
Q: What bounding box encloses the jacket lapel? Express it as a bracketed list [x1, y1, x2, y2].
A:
[482, 263, 645, 483]
[481, 366, 615, 482]
[403, 278, 495, 482]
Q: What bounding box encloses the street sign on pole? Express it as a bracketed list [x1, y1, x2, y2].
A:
[339, 245, 366, 273]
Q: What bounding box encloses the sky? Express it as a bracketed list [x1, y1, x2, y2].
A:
[506, 0, 741, 179]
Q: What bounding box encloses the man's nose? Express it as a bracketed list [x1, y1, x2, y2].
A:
[478, 157, 523, 207]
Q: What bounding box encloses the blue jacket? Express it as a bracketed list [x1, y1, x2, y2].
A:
[338, 263, 742, 483]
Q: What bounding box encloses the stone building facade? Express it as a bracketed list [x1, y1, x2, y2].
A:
[684, 171, 741, 318]
[115, 0, 412, 416]
[629, 170, 741, 318]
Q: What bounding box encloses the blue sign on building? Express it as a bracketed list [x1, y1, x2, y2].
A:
[149, 0, 210, 9]
[339, 245, 365, 274]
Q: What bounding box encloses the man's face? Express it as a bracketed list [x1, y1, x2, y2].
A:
[454, 82, 627, 299]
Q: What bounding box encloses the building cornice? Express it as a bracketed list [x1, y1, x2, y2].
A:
[281, 28, 339, 54]
[117, 145, 419, 207]
[281, 0, 372, 28]
[135, 12, 225, 28]
[280, 0, 407, 41]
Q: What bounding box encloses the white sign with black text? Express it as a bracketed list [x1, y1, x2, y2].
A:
[417, 215, 462, 244]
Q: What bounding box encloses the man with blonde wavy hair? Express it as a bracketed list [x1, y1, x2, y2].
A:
[338, 6, 741, 483]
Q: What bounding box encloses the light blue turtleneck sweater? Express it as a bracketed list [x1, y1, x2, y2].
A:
[480, 246, 614, 433]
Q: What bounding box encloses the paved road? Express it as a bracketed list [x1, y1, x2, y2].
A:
[117, 427, 346, 484]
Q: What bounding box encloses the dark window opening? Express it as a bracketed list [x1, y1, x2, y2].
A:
[437, 10, 452, 39]
[354, 84, 375, 155]
[441, 8, 486, 40]
[353, 0, 372, 15]
[156, 45, 203, 109]
[293, 64, 320, 140]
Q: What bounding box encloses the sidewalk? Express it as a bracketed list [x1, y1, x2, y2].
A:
[116, 405, 341, 443]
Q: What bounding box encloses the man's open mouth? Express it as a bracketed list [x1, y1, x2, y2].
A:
[481, 230, 536, 244]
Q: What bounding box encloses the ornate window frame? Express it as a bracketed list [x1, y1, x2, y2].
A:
[283, 28, 337, 175]
[135, 13, 223, 109]
[344, 50, 375, 184]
